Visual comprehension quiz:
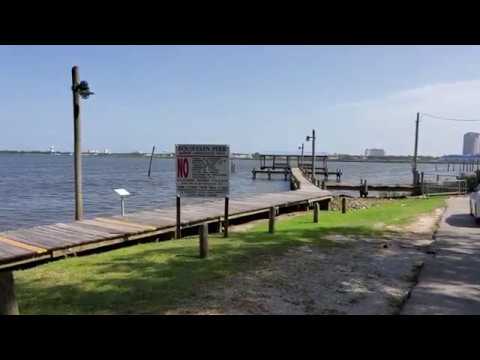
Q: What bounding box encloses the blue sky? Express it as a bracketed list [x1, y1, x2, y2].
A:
[2, 45, 480, 155]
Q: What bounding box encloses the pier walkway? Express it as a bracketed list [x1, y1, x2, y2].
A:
[0, 168, 331, 272]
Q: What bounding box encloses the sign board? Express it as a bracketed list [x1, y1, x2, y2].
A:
[114, 188, 130, 197]
[175, 144, 230, 197]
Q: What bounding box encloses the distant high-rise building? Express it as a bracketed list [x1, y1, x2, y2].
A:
[463, 132, 480, 155]
[364, 148, 385, 157]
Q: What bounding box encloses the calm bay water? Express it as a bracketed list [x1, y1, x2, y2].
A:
[0, 154, 453, 231]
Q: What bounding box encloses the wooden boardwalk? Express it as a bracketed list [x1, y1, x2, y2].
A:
[0, 168, 331, 271]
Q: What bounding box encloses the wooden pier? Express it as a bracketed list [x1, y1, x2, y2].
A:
[323, 183, 415, 192]
[255, 154, 343, 182]
[252, 168, 290, 180]
[0, 168, 331, 313]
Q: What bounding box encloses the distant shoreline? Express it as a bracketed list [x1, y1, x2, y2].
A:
[1, 151, 475, 164]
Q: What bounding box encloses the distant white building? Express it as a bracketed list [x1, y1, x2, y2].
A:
[365, 148, 385, 157]
[463, 132, 480, 155]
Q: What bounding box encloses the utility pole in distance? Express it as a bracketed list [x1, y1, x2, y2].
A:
[71, 66, 94, 221]
[412, 112, 420, 185]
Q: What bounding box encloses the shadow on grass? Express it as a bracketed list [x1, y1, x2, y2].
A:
[16, 223, 392, 314]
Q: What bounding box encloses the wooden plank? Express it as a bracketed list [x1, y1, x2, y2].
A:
[11, 228, 82, 246]
[94, 217, 157, 231]
[0, 235, 47, 254]
[48, 223, 114, 239]
[2, 229, 74, 249]
[34, 224, 110, 246]
[111, 214, 172, 228]
[59, 220, 125, 239]
[0, 241, 34, 259]
[81, 219, 146, 234]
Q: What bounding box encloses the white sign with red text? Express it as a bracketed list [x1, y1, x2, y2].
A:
[175, 144, 230, 197]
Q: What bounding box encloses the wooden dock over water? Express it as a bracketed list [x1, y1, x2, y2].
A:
[0, 168, 331, 272]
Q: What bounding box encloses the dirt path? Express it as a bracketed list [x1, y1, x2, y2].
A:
[166, 207, 445, 315]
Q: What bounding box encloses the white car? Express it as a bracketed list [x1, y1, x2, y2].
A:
[470, 188, 480, 223]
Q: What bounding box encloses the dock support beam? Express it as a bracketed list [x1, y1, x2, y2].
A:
[199, 223, 208, 258]
[341, 197, 347, 214]
[0, 271, 19, 315]
[268, 207, 276, 233]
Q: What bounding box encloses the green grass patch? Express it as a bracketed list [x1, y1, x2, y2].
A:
[14, 196, 446, 314]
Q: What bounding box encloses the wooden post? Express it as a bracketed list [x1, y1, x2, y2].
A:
[147, 145, 155, 177]
[72, 66, 83, 221]
[313, 202, 319, 223]
[268, 206, 276, 233]
[412, 112, 420, 185]
[176, 195, 181, 239]
[199, 223, 208, 258]
[341, 197, 346, 214]
[311, 129, 316, 182]
[224, 196, 229, 238]
[0, 271, 19, 315]
[321, 180, 325, 190]
[268, 169, 271, 180]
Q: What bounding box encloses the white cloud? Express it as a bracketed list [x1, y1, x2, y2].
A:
[332, 80, 480, 156]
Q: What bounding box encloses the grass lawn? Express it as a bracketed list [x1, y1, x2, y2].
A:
[14, 196, 446, 314]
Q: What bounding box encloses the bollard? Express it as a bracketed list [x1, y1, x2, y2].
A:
[268, 206, 276, 233]
[341, 197, 346, 214]
[224, 196, 229, 238]
[199, 223, 209, 258]
[313, 202, 319, 223]
[0, 271, 19, 315]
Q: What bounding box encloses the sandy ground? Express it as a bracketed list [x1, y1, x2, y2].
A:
[165, 206, 445, 315]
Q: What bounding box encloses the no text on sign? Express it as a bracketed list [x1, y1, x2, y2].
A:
[176, 144, 230, 198]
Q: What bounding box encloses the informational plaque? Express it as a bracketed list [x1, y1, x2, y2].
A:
[175, 144, 230, 197]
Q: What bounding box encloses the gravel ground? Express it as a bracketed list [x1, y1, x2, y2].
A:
[165, 207, 444, 315]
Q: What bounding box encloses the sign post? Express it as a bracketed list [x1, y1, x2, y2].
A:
[175, 144, 230, 252]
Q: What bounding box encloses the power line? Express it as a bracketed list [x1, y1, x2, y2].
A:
[421, 112, 480, 122]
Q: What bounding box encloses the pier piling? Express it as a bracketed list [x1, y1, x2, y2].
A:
[0, 271, 19, 315]
[199, 223, 208, 258]
[224, 196, 229, 238]
[269, 206, 276, 233]
[313, 202, 319, 223]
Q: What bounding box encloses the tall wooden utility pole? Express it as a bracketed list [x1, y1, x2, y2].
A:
[413, 112, 420, 185]
[312, 129, 316, 181]
[72, 66, 83, 221]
